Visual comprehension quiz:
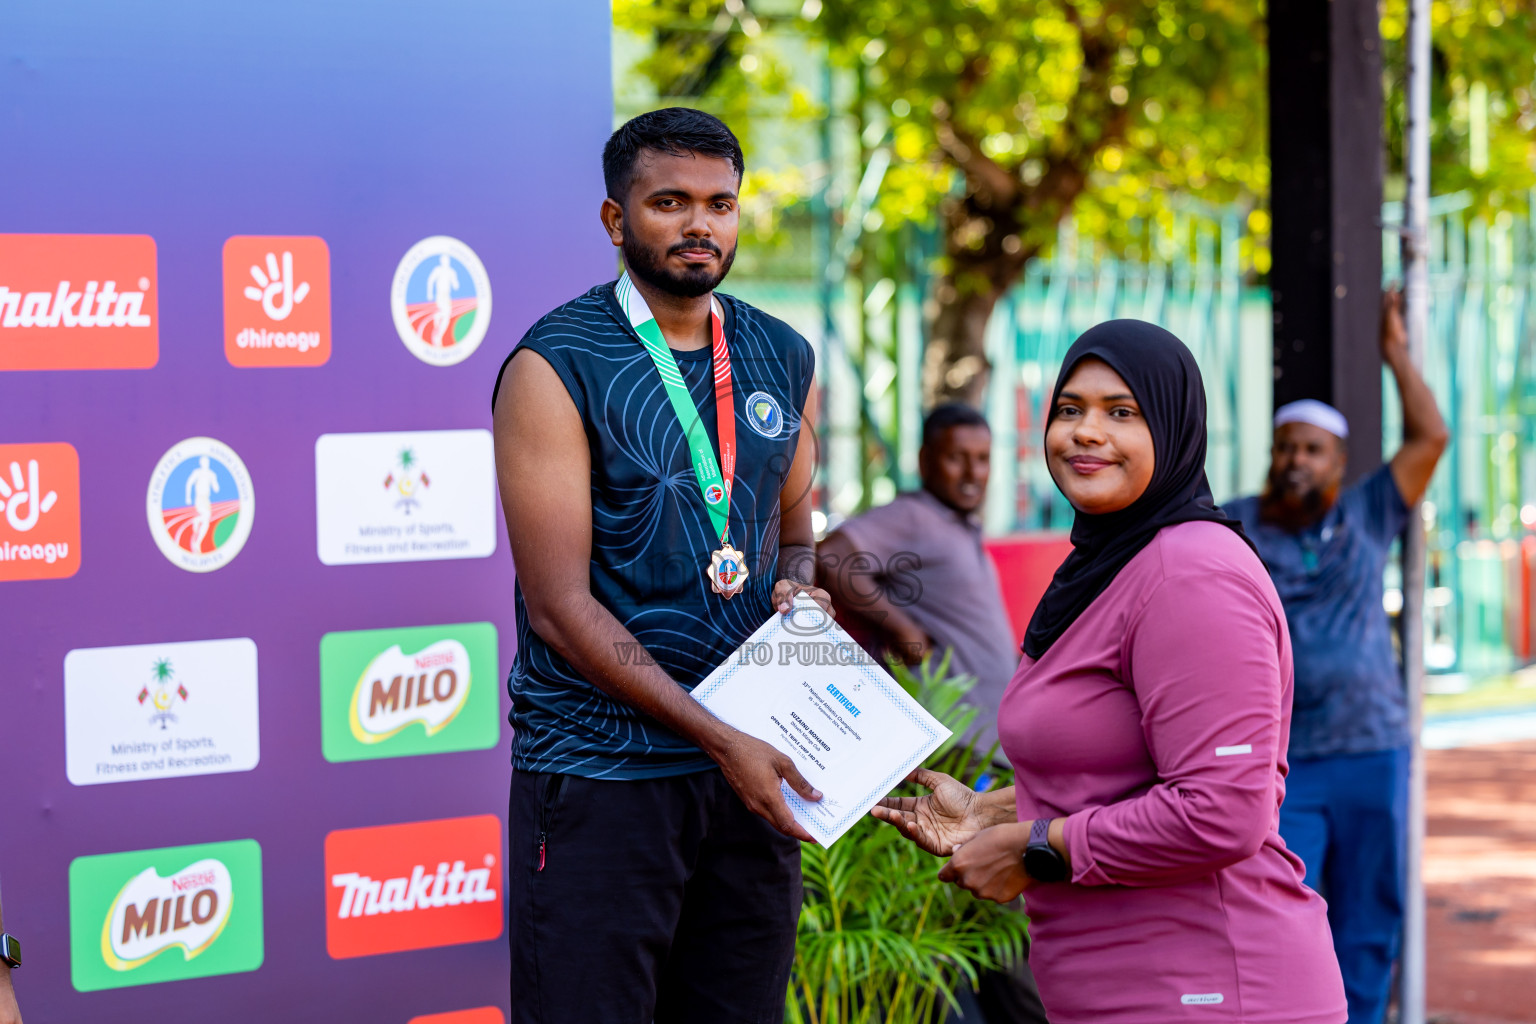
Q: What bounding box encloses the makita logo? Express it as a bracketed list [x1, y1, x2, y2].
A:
[0, 234, 158, 370]
[0, 279, 152, 329]
[324, 815, 503, 958]
[331, 860, 497, 918]
[102, 858, 234, 971]
[350, 639, 471, 744]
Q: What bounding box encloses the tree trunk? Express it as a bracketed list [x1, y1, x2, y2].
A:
[923, 275, 1007, 408]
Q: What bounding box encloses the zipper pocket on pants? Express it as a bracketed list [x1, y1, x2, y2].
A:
[536, 773, 570, 873]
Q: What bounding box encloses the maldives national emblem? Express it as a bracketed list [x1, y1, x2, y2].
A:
[137, 656, 189, 730]
[384, 447, 431, 514]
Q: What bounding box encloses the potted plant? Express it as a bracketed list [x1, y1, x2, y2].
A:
[788, 653, 1029, 1023]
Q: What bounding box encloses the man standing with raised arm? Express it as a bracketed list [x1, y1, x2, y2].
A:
[492, 108, 830, 1024]
[1226, 290, 1448, 1024]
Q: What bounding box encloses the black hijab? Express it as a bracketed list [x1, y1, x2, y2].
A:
[1021, 319, 1257, 659]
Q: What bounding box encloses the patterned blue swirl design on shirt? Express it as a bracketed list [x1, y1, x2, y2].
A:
[491, 282, 816, 778]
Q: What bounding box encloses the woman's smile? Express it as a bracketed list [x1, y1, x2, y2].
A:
[1065, 455, 1116, 474]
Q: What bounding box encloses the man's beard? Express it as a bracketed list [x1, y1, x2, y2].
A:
[1260, 472, 1335, 530]
[622, 234, 736, 298]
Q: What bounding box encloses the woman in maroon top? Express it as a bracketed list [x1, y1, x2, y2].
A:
[875, 321, 1346, 1023]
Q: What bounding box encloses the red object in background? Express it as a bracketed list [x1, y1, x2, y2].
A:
[984, 533, 1075, 648]
[1513, 536, 1536, 661]
[409, 1010, 504, 1024]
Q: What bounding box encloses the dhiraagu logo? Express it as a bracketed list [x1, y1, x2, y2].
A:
[320, 622, 499, 763]
[69, 839, 263, 991]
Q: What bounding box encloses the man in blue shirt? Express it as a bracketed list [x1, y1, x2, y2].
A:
[1226, 291, 1448, 1024]
[493, 109, 831, 1023]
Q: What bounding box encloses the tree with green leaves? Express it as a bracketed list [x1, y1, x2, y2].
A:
[615, 0, 1534, 407]
[617, 0, 1269, 405]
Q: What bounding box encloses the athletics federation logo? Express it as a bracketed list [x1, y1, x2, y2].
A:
[146, 438, 255, 573]
[704, 483, 725, 505]
[716, 555, 742, 590]
[391, 236, 491, 367]
[744, 391, 784, 438]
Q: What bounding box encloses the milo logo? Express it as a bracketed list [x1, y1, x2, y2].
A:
[321, 622, 499, 763]
[104, 859, 233, 969]
[350, 638, 471, 743]
[70, 839, 263, 991]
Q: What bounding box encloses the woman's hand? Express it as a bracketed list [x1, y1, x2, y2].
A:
[938, 822, 1033, 903]
[870, 768, 990, 856]
[772, 579, 834, 616]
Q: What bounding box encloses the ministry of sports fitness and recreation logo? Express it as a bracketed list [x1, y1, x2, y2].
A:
[0, 234, 158, 370]
[68, 839, 264, 991]
[391, 236, 492, 367]
[315, 430, 496, 566]
[744, 390, 784, 438]
[319, 622, 499, 763]
[324, 815, 503, 959]
[385, 446, 431, 514]
[222, 235, 331, 367]
[0, 442, 81, 581]
[64, 637, 261, 787]
[146, 437, 255, 573]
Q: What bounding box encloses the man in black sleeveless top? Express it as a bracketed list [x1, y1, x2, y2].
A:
[492, 109, 831, 1023]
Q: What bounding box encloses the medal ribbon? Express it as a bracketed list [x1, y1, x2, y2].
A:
[620, 275, 736, 546]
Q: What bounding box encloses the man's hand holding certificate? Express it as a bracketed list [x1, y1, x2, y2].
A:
[693, 595, 952, 846]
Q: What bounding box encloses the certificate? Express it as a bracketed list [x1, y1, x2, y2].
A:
[691, 595, 952, 846]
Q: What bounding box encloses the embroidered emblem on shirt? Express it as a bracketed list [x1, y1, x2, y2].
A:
[744, 391, 784, 438]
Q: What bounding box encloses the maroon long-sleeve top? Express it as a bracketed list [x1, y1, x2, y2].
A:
[1000, 521, 1346, 1023]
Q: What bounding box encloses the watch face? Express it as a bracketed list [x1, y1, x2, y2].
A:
[1024, 845, 1068, 884]
[2, 933, 19, 966]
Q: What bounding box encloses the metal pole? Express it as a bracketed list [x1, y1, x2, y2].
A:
[1399, 0, 1431, 1020]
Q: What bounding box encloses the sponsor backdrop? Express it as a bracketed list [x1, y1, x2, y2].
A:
[0, 2, 612, 1019]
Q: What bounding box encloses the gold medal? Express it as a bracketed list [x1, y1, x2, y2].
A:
[709, 543, 749, 599]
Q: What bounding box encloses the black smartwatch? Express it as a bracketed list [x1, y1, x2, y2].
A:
[0, 932, 19, 969]
[1022, 819, 1068, 883]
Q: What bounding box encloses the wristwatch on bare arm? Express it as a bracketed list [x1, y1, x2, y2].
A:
[1023, 818, 1069, 883]
[0, 933, 19, 969]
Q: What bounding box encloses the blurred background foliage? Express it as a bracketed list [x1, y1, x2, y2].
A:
[614, 0, 1534, 403]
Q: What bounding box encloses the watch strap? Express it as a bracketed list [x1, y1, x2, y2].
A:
[1028, 818, 1051, 848]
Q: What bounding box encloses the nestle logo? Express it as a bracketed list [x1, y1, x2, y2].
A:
[170, 869, 217, 892]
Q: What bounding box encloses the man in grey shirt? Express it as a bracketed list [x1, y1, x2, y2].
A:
[819, 404, 1020, 749]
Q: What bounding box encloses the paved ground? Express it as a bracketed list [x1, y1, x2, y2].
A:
[1426, 739, 1536, 1024]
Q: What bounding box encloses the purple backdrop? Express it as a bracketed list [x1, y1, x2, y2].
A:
[0, 1, 612, 1019]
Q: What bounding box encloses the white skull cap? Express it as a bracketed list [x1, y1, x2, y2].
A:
[1274, 399, 1349, 440]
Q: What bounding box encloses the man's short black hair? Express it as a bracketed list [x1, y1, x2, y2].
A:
[602, 107, 745, 205]
[921, 403, 990, 447]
